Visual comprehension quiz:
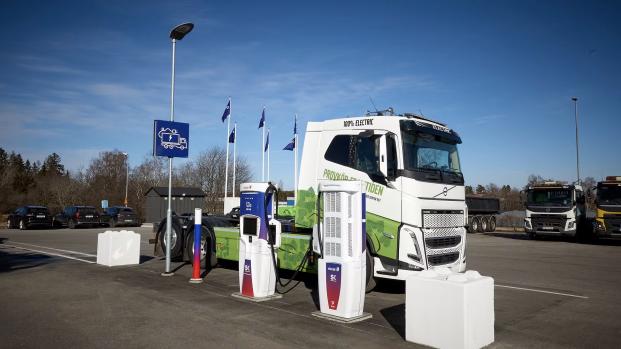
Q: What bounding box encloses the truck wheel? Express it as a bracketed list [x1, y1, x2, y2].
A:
[488, 216, 497, 232]
[109, 219, 116, 228]
[480, 216, 489, 232]
[184, 224, 210, 264]
[365, 248, 376, 293]
[158, 220, 183, 260]
[7, 219, 11, 229]
[19, 219, 26, 230]
[471, 216, 481, 233]
[68, 220, 76, 229]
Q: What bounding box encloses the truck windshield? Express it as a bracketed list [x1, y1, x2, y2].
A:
[401, 132, 462, 174]
[597, 185, 621, 205]
[527, 189, 572, 206]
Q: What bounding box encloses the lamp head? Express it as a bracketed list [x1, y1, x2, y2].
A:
[170, 22, 194, 40]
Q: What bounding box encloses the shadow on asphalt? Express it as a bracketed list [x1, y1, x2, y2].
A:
[0, 237, 55, 273]
[483, 231, 621, 246]
[380, 303, 405, 340]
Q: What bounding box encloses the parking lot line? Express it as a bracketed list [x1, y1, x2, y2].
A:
[2, 244, 96, 264]
[496, 284, 588, 299]
[7, 241, 96, 257]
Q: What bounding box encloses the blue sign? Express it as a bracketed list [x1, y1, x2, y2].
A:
[153, 120, 189, 158]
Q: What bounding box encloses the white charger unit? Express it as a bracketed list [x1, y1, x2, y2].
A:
[314, 180, 370, 322]
[234, 182, 282, 301]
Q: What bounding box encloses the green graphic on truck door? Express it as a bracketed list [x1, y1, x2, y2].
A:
[294, 187, 317, 229]
[366, 213, 399, 260]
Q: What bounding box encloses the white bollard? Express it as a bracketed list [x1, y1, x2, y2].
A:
[97, 230, 141, 267]
[405, 268, 494, 349]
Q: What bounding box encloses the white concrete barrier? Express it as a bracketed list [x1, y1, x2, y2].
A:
[97, 230, 141, 267]
[406, 268, 494, 349]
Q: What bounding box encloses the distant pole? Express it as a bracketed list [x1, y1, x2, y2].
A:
[267, 128, 270, 181]
[224, 97, 231, 199]
[294, 114, 298, 205]
[232, 122, 237, 197]
[262, 118, 266, 181]
[572, 97, 580, 184]
[123, 152, 129, 207]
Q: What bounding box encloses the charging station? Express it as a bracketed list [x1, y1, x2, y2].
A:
[232, 182, 282, 302]
[312, 180, 371, 323]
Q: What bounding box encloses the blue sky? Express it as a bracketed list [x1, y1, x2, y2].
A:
[1, 0, 619, 189]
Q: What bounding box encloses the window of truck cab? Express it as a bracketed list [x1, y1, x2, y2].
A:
[399, 120, 463, 185]
[324, 133, 396, 184]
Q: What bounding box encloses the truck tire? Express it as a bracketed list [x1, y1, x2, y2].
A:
[109, 218, 116, 228]
[480, 216, 489, 232]
[19, 219, 26, 230]
[7, 218, 12, 229]
[365, 248, 376, 293]
[68, 220, 76, 229]
[184, 224, 210, 264]
[471, 216, 481, 233]
[158, 219, 184, 260]
[488, 216, 497, 232]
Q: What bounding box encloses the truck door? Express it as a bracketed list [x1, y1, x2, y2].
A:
[321, 130, 402, 270]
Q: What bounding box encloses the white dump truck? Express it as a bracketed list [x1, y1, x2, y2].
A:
[523, 181, 586, 239]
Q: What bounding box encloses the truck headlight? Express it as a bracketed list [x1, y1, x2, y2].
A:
[567, 221, 575, 230]
[524, 219, 531, 229]
[594, 220, 605, 231]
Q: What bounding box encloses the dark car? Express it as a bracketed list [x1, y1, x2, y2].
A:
[226, 207, 240, 219]
[102, 206, 140, 227]
[53, 206, 101, 229]
[7, 206, 53, 230]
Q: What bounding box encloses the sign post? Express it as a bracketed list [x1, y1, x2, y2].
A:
[154, 119, 189, 276]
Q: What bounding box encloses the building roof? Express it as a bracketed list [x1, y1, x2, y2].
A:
[146, 187, 206, 197]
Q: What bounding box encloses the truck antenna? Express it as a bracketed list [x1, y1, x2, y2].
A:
[368, 96, 379, 113]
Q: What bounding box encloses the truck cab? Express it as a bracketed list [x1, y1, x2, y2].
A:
[593, 176, 621, 237]
[523, 182, 586, 238]
[296, 111, 467, 279]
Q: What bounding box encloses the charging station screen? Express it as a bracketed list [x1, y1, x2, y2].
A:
[242, 216, 258, 235]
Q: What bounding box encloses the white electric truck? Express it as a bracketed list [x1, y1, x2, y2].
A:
[523, 181, 586, 239]
[155, 110, 468, 289]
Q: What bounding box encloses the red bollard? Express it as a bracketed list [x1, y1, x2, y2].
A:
[189, 208, 203, 284]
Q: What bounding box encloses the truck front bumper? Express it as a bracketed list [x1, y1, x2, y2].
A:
[524, 218, 577, 236]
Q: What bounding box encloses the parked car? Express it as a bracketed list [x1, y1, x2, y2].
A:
[101, 206, 140, 227]
[226, 207, 240, 220]
[53, 206, 101, 229]
[7, 206, 52, 230]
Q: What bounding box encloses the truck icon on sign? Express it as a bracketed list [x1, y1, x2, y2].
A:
[158, 128, 187, 150]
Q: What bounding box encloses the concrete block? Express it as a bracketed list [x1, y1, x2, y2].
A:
[405, 268, 494, 349]
[97, 230, 141, 267]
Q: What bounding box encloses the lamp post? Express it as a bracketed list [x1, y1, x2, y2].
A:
[122, 152, 129, 207]
[572, 97, 580, 185]
[163, 22, 194, 276]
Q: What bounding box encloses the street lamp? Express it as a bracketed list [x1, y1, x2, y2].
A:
[122, 152, 129, 207]
[572, 97, 580, 184]
[163, 22, 194, 277]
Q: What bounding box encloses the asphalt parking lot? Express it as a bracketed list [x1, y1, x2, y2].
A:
[1, 227, 620, 348]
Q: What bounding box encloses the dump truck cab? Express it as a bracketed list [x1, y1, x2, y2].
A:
[523, 181, 586, 238]
[593, 176, 621, 237]
[296, 111, 467, 280]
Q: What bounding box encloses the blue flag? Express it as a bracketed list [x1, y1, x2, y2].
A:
[221, 100, 230, 122]
[228, 127, 236, 143]
[258, 108, 265, 128]
[264, 130, 269, 152]
[283, 137, 295, 151]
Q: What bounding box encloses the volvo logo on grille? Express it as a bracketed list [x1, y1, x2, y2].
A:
[443, 187, 448, 196]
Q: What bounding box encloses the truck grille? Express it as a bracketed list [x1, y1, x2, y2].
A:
[428, 252, 459, 266]
[531, 214, 567, 231]
[422, 210, 464, 228]
[426, 236, 461, 249]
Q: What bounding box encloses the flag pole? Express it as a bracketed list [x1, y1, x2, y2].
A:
[294, 114, 298, 205]
[267, 128, 270, 181]
[224, 97, 231, 199]
[232, 122, 237, 197]
[261, 107, 265, 182]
